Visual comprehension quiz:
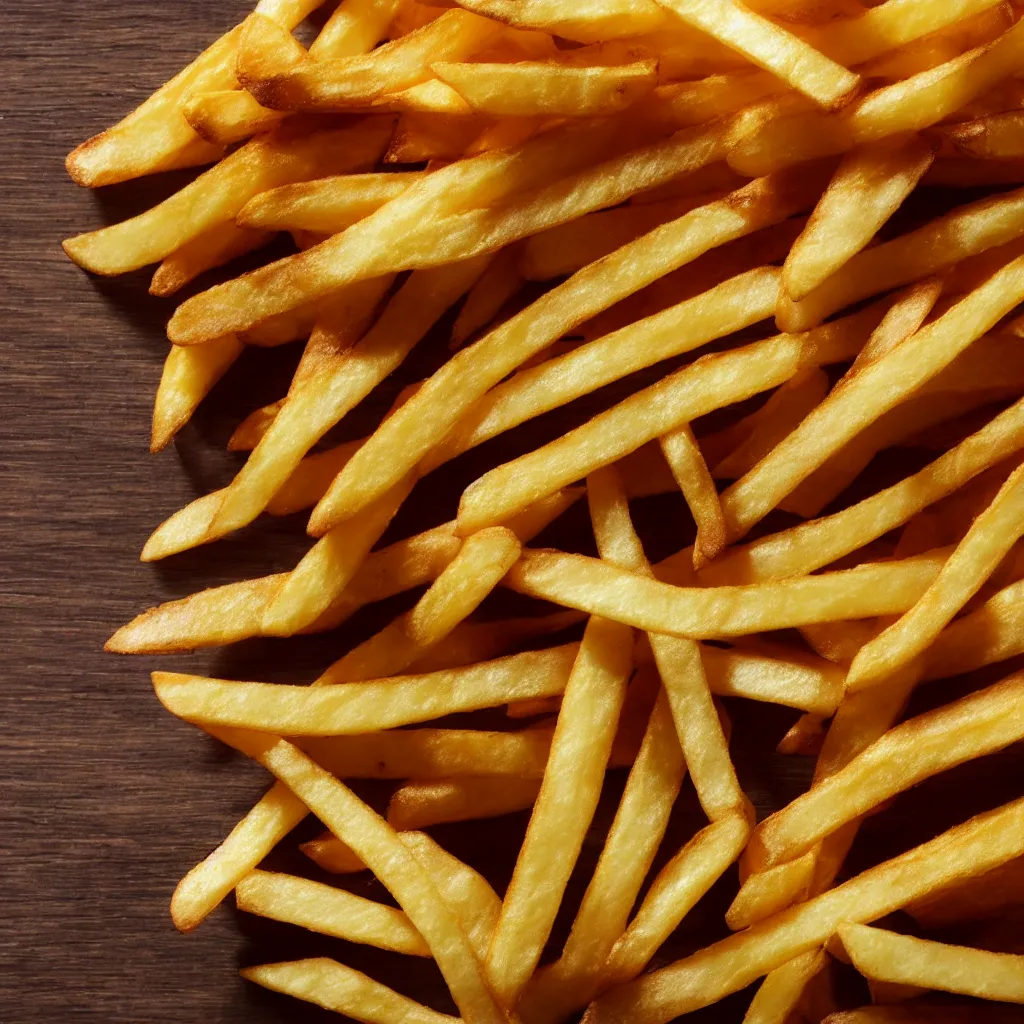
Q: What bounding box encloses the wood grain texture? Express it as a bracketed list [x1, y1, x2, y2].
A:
[2, 2, 1023, 1022]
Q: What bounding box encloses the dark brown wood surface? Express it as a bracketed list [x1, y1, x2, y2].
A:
[3, 3, 1024, 1022]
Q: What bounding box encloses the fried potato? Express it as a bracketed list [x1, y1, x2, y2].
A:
[388, 776, 542, 830]
[236, 870, 430, 954]
[583, 796, 1024, 1023]
[742, 949, 829, 1024]
[451, 244, 523, 346]
[153, 645, 578, 734]
[945, 109, 1024, 160]
[449, 0, 666, 44]
[907, 854, 1024, 928]
[242, 959, 459, 1024]
[183, 89, 286, 147]
[63, 120, 392, 275]
[838, 924, 1024, 1003]
[783, 135, 936, 302]
[150, 224, 273, 298]
[315, 526, 521, 683]
[727, 852, 817, 931]
[660, 425, 726, 567]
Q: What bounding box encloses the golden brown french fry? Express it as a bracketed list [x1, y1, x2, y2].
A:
[451, 245, 524, 347]
[150, 336, 243, 453]
[237, 171, 424, 234]
[783, 135, 936, 302]
[301, 833, 366, 874]
[583, 796, 1024, 1023]
[315, 527, 521, 683]
[720, 256, 1024, 544]
[448, 0, 666, 44]
[777, 713, 826, 757]
[743, 949, 829, 1024]
[182, 89, 285, 147]
[704, 397, 1024, 585]
[907, 854, 1024, 928]
[660, 425, 726, 567]
[727, 853, 817, 931]
[149, 224, 273, 298]
[729, 21, 1024, 178]
[944, 108, 1024, 160]
[214, 731, 508, 1024]
[389, 776, 542, 830]
[242, 959, 459, 1024]
[307, 169, 823, 532]
[847, 462, 1024, 690]
[657, 0, 859, 108]
[152, 645, 578, 734]
[310, 0, 406, 60]
[838, 924, 1024, 1003]
[851, 277, 944, 371]
[236, 870, 430, 955]
[506, 547, 948, 638]
[485, 612, 634, 1007]
[433, 59, 657, 117]
[63, 120, 391, 275]
[753, 671, 1024, 867]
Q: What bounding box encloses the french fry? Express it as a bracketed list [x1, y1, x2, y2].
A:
[720, 256, 1024, 544]
[236, 870, 430, 955]
[237, 171, 424, 234]
[182, 90, 286, 147]
[850, 277, 944, 371]
[213, 731, 508, 1023]
[150, 336, 244, 452]
[777, 713, 826, 757]
[837, 924, 1024, 1003]
[149, 224, 274, 298]
[583, 796, 1024, 1023]
[783, 135, 936, 302]
[433, 59, 657, 117]
[63, 120, 392, 275]
[729, 21, 1024, 178]
[448, 0, 667, 44]
[907, 854, 1024, 928]
[847, 462, 1024, 690]
[945, 109, 1024, 161]
[660, 425, 727, 567]
[242, 959, 459, 1024]
[388, 776, 542, 830]
[727, 853, 817, 931]
[301, 832, 366, 874]
[752, 671, 1024, 867]
[310, 0, 406, 60]
[451, 245, 524, 346]
[656, 0, 859, 109]
[742, 949, 829, 1024]
[485, 612, 633, 1006]
[314, 527, 521, 683]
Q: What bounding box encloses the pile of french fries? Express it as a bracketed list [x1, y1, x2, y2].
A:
[65, 0, 1024, 1020]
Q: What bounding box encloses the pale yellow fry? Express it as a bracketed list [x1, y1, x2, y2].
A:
[851, 277, 944, 371]
[389, 777, 542, 830]
[755, 671, 1024, 867]
[727, 853, 816, 931]
[309, 169, 822, 530]
[947, 109, 1024, 160]
[839, 924, 1024, 1003]
[450, 0, 665, 43]
[302, 833, 366, 874]
[602, 812, 751, 987]
[507, 548, 947, 638]
[242, 959, 458, 1024]
[299, 727, 557, 780]
[743, 949, 828, 1024]
[208, 257, 488, 544]
[705, 397, 1024, 586]
[150, 223, 273, 298]
[150, 336, 243, 453]
[848, 462, 1024, 689]
[153, 645, 578, 734]
[583, 797, 1024, 1024]
[309, 0, 405, 60]
[451, 245, 524, 347]
[783, 135, 935, 301]
[657, 0, 858, 108]
[236, 870, 430, 955]
[246, 10, 502, 111]
[430, 266, 782, 470]
[712, 368, 829, 480]
[486, 615, 633, 1006]
[63, 120, 391, 275]
[182, 89, 285, 147]
[238, 171, 424, 234]
[261, 477, 414, 636]
[433, 59, 656, 117]
[660, 424, 726, 568]
[315, 527, 521, 683]
[778, 184, 1024, 333]
[730, 20, 1024, 177]
[265, 440, 362, 517]
[721, 256, 1024, 544]
[455, 323, 875, 536]
[216, 732, 507, 1024]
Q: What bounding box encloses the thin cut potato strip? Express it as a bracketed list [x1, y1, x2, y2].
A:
[242, 958, 459, 1024]
[450, 0, 666, 43]
[907, 854, 1024, 928]
[783, 135, 936, 302]
[152, 645, 579, 734]
[945, 108, 1024, 160]
[837, 924, 1024, 1003]
[727, 853, 817, 931]
[752, 671, 1024, 868]
[150, 224, 273, 299]
[741, 949, 828, 1024]
[314, 526, 521, 683]
[847, 462, 1024, 690]
[236, 870, 430, 955]
[583, 796, 1024, 1023]
[389, 776, 542, 831]
[183, 89, 286, 147]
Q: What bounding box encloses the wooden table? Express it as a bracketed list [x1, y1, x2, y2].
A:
[3, 2, 1023, 1021]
